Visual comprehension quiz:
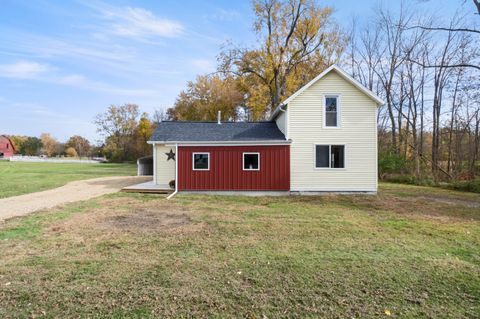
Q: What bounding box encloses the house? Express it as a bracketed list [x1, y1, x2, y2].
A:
[0, 135, 16, 158]
[148, 65, 384, 195]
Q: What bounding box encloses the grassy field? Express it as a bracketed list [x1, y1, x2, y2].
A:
[0, 183, 479, 318]
[0, 161, 136, 198]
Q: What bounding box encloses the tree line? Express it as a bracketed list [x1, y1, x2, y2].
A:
[8, 134, 98, 158]
[11, 0, 479, 181]
[160, 0, 479, 183]
[348, 1, 479, 182]
[8, 105, 155, 163]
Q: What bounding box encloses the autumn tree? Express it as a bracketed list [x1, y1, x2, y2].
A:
[65, 147, 78, 157]
[135, 113, 154, 155]
[152, 109, 169, 123]
[40, 133, 59, 157]
[21, 137, 43, 156]
[65, 135, 91, 158]
[167, 74, 245, 121]
[219, 0, 346, 118]
[9, 136, 27, 154]
[94, 104, 140, 162]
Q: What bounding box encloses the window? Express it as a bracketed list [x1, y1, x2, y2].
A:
[243, 153, 260, 170]
[315, 145, 345, 168]
[324, 95, 339, 127]
[193, 153, 209, 170]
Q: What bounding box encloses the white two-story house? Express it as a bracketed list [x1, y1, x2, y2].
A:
[148, 65, 384, 194]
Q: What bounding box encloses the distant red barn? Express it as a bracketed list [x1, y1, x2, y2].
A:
[0, 135, 16, 158]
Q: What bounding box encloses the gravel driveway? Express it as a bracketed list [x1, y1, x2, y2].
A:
[0, 176, 151, 222]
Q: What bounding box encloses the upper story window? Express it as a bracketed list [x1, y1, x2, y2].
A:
[324, 95, 340, 127]
[193, 152, 210, 170]
[243, 153, 260, 171]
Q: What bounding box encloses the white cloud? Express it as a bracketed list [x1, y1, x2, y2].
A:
[0, 61, 51, 79]
[86, 3, 184, 39]
[0, 60, 156, 97]
[205, 8, 241, 21]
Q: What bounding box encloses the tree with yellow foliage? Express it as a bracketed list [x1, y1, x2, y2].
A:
[219, 0, 346, 118]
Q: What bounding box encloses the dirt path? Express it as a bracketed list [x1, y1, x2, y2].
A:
[0, 176, 151, 222]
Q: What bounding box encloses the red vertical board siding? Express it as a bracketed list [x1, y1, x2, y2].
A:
[177, 145, 290, 191]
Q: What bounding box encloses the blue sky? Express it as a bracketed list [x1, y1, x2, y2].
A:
[0, 0, 464, 142]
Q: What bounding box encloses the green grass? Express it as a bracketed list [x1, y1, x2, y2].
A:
[0, 183, 479, 317]
[0, 161, 136, 198]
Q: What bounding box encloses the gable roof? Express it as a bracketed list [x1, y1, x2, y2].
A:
[270, 64, 385, 120]
[149, 121, 287, 143]
[0, 135, 16, 152]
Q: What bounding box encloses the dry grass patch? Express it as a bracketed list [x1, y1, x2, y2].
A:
[57, 197, 197, 235]
[0, 185, 479, 318]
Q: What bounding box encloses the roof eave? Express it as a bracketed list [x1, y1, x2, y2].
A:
[269, 64, 385, 120]
[147, 140, 291, 145]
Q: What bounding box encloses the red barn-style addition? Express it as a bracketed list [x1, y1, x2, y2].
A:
[149, 121, 290, 194]
[0, 135, 16, 158]
[177, 145, 290, 191]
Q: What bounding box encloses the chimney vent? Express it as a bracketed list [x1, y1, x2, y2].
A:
[217, 111, 221, 124]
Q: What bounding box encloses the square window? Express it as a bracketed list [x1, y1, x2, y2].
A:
[315, 145, 345, 169]
[193, 153, 209, 170]
[243, 153, 259, 170]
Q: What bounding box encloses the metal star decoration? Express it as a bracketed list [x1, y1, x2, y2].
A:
[165, 149, 175, 161]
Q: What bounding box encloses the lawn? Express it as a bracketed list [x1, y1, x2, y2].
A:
[0, 161, 136, 198]
[0, 183, 479, 318]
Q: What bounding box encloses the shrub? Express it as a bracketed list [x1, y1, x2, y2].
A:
[378, 151, 407, 178]
[169, 180, 175, 189]
[445, 179, 480, 193]
[65, 147, 78, 157]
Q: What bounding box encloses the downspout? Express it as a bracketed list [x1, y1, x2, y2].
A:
[278, 103, 288, 140]
[152, 143, 157, 184]
[166, 143, 178, 200]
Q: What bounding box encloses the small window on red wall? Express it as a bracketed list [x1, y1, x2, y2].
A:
[243, 153, 260, 171]
[193, 153, 209, 170]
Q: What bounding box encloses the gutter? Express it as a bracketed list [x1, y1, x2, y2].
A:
[269, 103, 287, 121]
[147, 140, 291, 145]
[166, 143, 179, 200]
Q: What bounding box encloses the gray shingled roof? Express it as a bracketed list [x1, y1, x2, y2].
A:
[150, 121, 286, 142]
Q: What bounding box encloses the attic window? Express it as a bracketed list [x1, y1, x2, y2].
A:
[324, 95, 340, 127]
[243, 153, 260, 171]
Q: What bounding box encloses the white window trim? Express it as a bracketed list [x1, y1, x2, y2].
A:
[313, 144, 347, 170]
[323, 94, 341, 128]
[242, 152, 260, 171]
[192, 152, 210, 171]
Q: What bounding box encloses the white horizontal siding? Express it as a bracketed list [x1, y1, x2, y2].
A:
[155, 144, 175, 185]
[288, 70, 378, 191]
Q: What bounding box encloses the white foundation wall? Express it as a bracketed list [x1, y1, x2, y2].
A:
[287, 70, 378, 192]
[154, 144, 176, 186]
